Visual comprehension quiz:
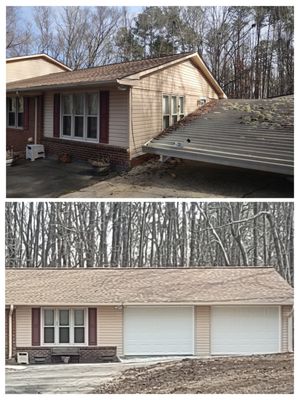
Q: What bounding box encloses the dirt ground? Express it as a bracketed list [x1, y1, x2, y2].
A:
[61, 158, 293, 198]
[95, 353, 294, 394]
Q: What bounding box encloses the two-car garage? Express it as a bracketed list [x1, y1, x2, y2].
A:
[123, 306, 281, 356]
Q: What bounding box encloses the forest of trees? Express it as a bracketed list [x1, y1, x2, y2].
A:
[6, 6, 294, 98]
[5, 202, 293, 285]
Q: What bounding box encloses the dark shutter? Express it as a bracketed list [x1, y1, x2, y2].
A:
[99, 91, 109, 144]
[32, 308, 41, 346]
[23, 97, 30, 130]
[53, 94, 60, 137]
[88, 308, 97, 345]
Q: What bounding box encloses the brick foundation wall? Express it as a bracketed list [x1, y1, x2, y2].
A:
[15, 346, 118, 364]
[42, 137, 130, 170]
[5, 309, 16, 359]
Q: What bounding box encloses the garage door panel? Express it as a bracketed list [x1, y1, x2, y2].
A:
[124, 306, 194, 355]
[211, 306, 280, 355]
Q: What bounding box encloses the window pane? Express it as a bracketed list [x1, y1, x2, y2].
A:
[44, 309, 54, 326]
[18, 113, 23, 127]
[59, 327, 70, 343]
[163, 96, 169, 115]
[8, 97, 16, 112]
[8, 113, 15, 126]
[179, 97, 184, 114]
[62, 94, 72, 114]
[87, 93, 98, 115]
[44, 327, 55, 343]
[74, 94, 84, 115]
[163, 115, 169, 129]
[172, 115, 177, 125]
[172, 96, 177, 114]
[74, 310, 84, 326]
[59, 310, 69, 326]
[87, 117, 97, 139]
[17, 97, 24, 112]
[74, 116, 84, 137]
[74, 327, 85, 343]
[63, 116, 71, 136]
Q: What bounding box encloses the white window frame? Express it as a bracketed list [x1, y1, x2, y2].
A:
[60, 92, 99, 143]
[41, 307, 88, 346]
[7, 96, 24, 129]
[162, 94, 185, 129]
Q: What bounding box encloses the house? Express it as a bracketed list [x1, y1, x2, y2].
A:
[6, 52, 226, 167]
[6, 54, 71, 153]
[5, 267, 293, 363]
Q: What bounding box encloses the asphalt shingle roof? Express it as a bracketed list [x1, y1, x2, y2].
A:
[6, 52, 194, 91]
[5, 267, 293, 306]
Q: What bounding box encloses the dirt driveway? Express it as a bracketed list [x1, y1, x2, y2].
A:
[62, 159, 293, 198]
[96, 353, 294, 394]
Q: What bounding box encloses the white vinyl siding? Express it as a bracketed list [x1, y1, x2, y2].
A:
[211, 306, 280, 355]
[281, 305, 293, 352]
[130, 59, 219, 158]
[124, 306, 194, 355]
[97, 306, 123, 355]
[6, 58, 67, 83]
[15, 307, 32, 347]
[44, 92, 53, 137]
[194, 306, 210, 356]
[109, 88, 129, 148]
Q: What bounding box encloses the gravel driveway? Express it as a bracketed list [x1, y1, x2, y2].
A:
[5, 357, 183, 394]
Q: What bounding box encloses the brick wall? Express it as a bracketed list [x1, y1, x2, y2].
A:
[5, 308, 16, 360]
[16, 346, 118, 364]
[42, 137, 131, 170]
[6, 96, 43, 155]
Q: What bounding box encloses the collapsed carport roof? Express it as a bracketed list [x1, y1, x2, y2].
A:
[143, 96, 294, 176]
[5, 267, 293, 306]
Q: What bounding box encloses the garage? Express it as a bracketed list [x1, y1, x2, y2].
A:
[211, 306, 280, 355]
[124, 306, 194, 355]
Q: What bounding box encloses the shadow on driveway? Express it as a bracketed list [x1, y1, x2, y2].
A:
[6, 158, 114, 198]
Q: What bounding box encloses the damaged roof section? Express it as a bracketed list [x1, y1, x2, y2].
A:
[144, 95, 294, 175]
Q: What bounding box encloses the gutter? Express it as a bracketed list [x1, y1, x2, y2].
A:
[8, 304, 14, 360]
[6, 79, 119, 93]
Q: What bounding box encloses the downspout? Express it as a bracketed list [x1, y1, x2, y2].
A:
[8, 305, 14, 359]
[34, 97, 38, 144]
[287, 306, 294, 352]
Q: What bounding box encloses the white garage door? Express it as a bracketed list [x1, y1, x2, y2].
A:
[211, 306, 280, 355]
[124, 306, 194, 355]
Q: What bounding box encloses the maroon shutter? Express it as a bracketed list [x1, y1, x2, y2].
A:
[88, 308, 97, 345]
[99, 91, 109, 144]
[32, 308, 41, 346]
[53, 94, 60, 137]
[23, 97, 30, 130]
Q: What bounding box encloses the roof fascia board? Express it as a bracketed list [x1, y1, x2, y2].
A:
[7, 301, 293, 307]
[6, 79, 117, 93]
[122, 53, 197, 81]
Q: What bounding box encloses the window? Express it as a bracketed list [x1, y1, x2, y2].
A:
[7, 97, 23, 128]
[61, 93, 98, 141]
[162, 95, 185, 129]
[42, 308, 87, 345]
[163, 95, 170, 129]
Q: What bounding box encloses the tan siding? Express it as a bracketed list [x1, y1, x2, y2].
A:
[281, 305, 292, 352]
[109, 88, 129, 148]
[97, 306, 123, 355]
[195, 306, 210, 356]
[6, 59, 66, 83]
[44, 92, 53, 138]
[16, 306, 31, 347]
[130, 59, 219, 158]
